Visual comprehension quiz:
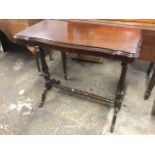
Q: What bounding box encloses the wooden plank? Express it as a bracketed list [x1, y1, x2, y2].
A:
[0, 19, 41, 41]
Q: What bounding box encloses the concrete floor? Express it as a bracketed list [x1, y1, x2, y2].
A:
[0, 47, 155, 135]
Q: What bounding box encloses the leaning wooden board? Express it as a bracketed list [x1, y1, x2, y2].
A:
[0, 19, 41, 41]
[0, 19, 42, 54]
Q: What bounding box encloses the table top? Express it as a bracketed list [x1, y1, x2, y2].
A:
[14, 20, 142, 58]
[74, 20, 155, 30]
[69, 20, 155, 62]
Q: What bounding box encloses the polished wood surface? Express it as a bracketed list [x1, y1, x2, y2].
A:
[14, 20, 141, 58]
[100, 20, 155, 62]
[70, 20, 155, 62]
[74, 20, 155, 30]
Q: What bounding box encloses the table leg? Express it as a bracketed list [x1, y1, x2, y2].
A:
[144, 68, 155, 100]
[147, 62, 154, 77]
[38, 47, 53, 108]
[61, 51, 68, 80]
[35, 50, 41, 72]
[151, 96, 155, 116]
[110, 62, 128, 132]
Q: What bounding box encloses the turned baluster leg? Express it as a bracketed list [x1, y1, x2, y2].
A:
[35, 50, 41, 72]
[144, 68, 155, 100]
[151, 96, 155, 116]
[38, 47, 52, 108]
[110, 62, 128, 133]
[147, 62, 154, 77]
[61, 51, 68, 80]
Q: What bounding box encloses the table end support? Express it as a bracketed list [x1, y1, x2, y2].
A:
[110, 61, 128, 133]
[38, 47, 53, 108]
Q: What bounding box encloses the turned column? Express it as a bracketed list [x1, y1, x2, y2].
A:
[110, 61, 128, 132]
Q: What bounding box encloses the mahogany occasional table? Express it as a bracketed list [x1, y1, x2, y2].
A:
[14, 20, 142, 132]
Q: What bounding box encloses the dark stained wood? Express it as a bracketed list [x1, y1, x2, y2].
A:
[147, 62, 154, 77]
[144, 68, 155, 100]
[35, 49, 41, 72]
[151, 96, 155, 116]
[110, 61, 128, 132]
[38, 47, 53, 108]
[61, 51, 68, 80]
[14, 20, 141, 58]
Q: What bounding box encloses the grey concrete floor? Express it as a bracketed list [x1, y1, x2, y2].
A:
[0, 47, 155, 135]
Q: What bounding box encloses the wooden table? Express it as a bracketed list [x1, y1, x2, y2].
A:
[14, 20, 141, 132]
